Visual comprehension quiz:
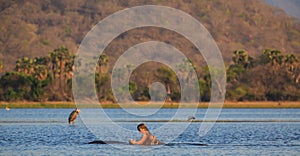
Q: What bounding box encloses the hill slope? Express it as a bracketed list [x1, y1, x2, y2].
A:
[0, 0, 300, 72]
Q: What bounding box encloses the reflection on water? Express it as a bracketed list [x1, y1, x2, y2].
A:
[0, 108, 299, 155]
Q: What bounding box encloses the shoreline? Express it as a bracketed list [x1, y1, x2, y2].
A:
[1, 101, 300, 109]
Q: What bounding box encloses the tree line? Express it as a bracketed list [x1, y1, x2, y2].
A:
[0, 46, 299, 102]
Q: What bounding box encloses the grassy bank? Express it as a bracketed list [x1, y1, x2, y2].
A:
[1, 101, 300, 109]
[0, 101, 76, 109]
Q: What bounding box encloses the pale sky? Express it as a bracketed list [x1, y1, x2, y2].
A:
[264, 0, 300, 19]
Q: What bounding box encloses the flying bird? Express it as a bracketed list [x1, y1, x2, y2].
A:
[68, 108, 80, 125]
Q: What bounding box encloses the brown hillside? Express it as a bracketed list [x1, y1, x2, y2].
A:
[0, 0, 300, 72]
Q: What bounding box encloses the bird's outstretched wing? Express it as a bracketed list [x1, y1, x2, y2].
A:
[68, 111, 76, 123]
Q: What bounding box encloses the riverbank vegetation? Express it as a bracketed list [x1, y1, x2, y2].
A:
[0, 46, 299, 103]
[1, 101, 300, 109]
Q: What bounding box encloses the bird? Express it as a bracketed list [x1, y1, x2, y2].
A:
[5, 106, 10, 111]
[187, 116, 195, 121]
[68, 108, 80, 125]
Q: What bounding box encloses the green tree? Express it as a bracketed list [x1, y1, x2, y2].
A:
[48, 46, 74, 100]
[0, 72, 33, 101]
[284, 54, 298, 70]
[176, 59, 196, 84]
[98, 54, 109, 74]
[14, 55, 51, 101]
[15, 57, 35, 75]
[129, 81, 138, 95]
[95, 54, 110, 101]
[227, 65, 246, 83]
[0, 60, 3, 73]
[232, 49, 252, 68]
[156, 67, 177, 102]
[199, 79, 210, 101]
[263, 49, 284, 66]
[112, 68, 125, 83]
[95, 73, 110, 101]
[283, 54, 299, 83]
[33, 65, 48, 81]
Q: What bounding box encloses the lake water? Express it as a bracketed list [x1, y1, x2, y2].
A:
[0, 108, 299, 155]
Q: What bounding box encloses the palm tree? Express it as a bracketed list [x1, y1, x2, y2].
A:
[0, 60, 3, 73]
[48, 46, 73, 99]
[15, 57, 34, 75]
[284, 54, 298, 72]
[92, 54, 109, 101]
[284, 54, 299, 82]
[111, 67, 130, 101]
[232, 49, 250, 68]
[98, 54, 108, 74]
[112, 68, 125, 83]
[176, 59, 195, 84]
[263, 49, 284, 66]
[33, 65, 48, 81]
[35, 56, 50, 66]
[156, 67, 177, 102]
[125, 64, 134, 75]
[49, 51, 59, 81]
[33, 56, 50, 81]
[56, 47, 70, 88]
[65, 55, 75, 80]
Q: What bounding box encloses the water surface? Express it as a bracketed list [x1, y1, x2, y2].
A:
[0, 108, 299, 155]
